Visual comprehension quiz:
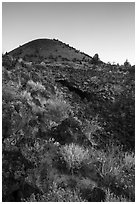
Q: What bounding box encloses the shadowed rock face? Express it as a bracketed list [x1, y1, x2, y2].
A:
[81, 187, 106, 202]
[3, 183, 41, 202]
[46, 117, 91, 146]
[56, 79, 92, 101]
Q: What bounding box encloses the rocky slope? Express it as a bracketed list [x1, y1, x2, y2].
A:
[2, 39, 135, 201]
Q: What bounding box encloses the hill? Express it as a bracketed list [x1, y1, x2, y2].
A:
[8, 38, 93, 62]
[2, 39, 135, 202]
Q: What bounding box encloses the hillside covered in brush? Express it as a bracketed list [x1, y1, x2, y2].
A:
[2, 39, 135, 202]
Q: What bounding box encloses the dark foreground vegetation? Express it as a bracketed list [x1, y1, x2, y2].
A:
[2, 39, 135, 202]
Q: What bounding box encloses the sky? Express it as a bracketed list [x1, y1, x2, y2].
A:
[2, 2, 135, 65]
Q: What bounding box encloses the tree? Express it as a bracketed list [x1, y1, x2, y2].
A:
[92, 54, 99, 64]
[124, 59, 131, 67]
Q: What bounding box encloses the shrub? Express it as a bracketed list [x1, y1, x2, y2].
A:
[89, 142, 135, 200]
[27, 80, 45, 92]
[44, 97, 71, 122]
[45, 182, 84, 202]
[82, 118, 102, 146]
[60, 143, 90, 172]
[123, 151, 135, 169]
[105, 189, 131, 202]
[25, 182, 84, 202]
